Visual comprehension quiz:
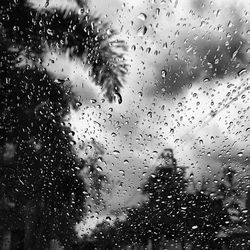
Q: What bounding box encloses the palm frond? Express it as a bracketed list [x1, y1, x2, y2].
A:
[1, 0, 128, 102]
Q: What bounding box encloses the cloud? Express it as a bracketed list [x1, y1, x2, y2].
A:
[51, 0, 250, 211]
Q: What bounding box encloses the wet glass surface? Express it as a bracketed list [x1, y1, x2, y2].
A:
[1, 0, 250, 249]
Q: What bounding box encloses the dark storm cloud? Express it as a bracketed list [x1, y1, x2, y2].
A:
[146, 4, 250, 97]
[147, 32, 249, 96]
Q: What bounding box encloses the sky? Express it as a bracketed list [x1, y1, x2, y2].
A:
[33, 0, 250, 235]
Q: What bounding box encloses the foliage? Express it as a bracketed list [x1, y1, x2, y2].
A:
[183, 192, 228, 249]
[87, 149, 228, 250]
[0, 0, 127, 102]
[0, 0, 127, 249]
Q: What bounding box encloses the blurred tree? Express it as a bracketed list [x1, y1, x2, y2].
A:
[87, 150, 228, 250]
[246, 189, 250, 224]
[184, 191, 228, 250]
[216, 166, 247, 226]
[140, 148, 188, 248]
[88, 149, 188, 249]
[0, 0, 127, 249]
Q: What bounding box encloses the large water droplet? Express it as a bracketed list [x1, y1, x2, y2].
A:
[47, 28, 53, 36]
[163, 42, 168, 49]
[106, 216, 112, 221]
[146, 47, 151, 53]
[113, 150, 120, 155]
[237, 152, 243, 157]
[137, 26, 147, 37]
[96, 166, 103, 172]
[137, 13, 147, 21]
[203, 77, 210, 83]
[115, 92, 122, 104]
[147, 111, 152, 118]
[90, 99, 97, 104]
[161, 69, 167, 78]
[238, 68, 247, 76]
[111, 132, 117, 137]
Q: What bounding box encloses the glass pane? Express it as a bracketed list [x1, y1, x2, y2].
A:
[1, 0, 250, 249]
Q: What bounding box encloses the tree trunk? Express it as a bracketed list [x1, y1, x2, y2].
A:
[1, 231, 11, 250]
[146, 239, 153, 250]
[23, 202, 43, 250]
[181, 238, 186, 250]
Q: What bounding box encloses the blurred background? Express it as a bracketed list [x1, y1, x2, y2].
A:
[31, 0, 250, 234]
[2, 0, 250, 248]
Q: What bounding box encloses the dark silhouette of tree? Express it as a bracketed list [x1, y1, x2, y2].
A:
[0, 0, 127, 249]
[87, 149, 188, 249]
[82, 221, 119, 250]
[246, 188, 250, 225]
[0, 0, 127, 102]
[184, 191, 228, 250]
[216, 166, 247, 226]
[139, 149, 187, 248]
[87, 150, 228, 250]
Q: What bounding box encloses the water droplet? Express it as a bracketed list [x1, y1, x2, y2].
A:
[106, 216, 112, 221]
[70, 140, 76, 145]
[107, 29, 113, 36]
[119, 170, 125, 175]
[47, 29, 53, 36]
[146, 47, 151, 53]
[137, 13, 147, 21]
[113, 150, 120, 155]
[96, 166, 103, 172]
[237, 152, 243, 157]
[94, 121, 101, 127]
[147, 112, 152, 118]
[45, 0, 49, 7]
[115, 92, 122, 104]
[163, 42, 168, 49]
[111, 132, 117, 137]
[238, 68, 247, 76]
[228, 21, 233, 28]
[161, 69, 167, 78]
[138, 91, 143, 97]
[78, 8, 84, 15]
[75, 101, 82, 108]
[137, 26, 147, 37]
[90, 99, 97, 104]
